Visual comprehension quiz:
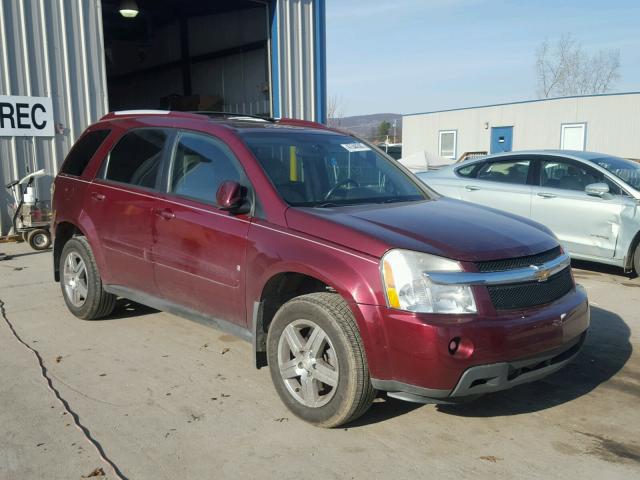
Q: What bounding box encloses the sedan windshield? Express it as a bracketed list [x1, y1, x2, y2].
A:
[240, 130, 429, 207]
[592, 156, 640, 191]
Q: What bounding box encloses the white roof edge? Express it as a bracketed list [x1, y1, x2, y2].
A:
[113, 109, 170, 115]
[403, 91, 640, 118]
[227, 116, 269, 122]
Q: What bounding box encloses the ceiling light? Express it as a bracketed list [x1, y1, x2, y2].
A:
[119, 0, 139, 18]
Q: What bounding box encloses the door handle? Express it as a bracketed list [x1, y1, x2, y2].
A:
[537, 192, 557, 199]
[90, 192, 105, 201]
[153, 208, 175, 220]
[465, 185, 480, 191]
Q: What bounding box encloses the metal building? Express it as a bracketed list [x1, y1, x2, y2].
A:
[0, 0, 327, 235]
[403, 92, 640, 164]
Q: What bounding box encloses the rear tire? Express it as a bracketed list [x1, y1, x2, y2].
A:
[267, 292, 376, 428]
[27, 228, 51, 250]
[634, 244, 640, 277]
[60, 237, 116, 320]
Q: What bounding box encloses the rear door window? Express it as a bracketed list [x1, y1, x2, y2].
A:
[104, 129, 167, 189]
[476, 159, 531, 185]
[60, 129, 110, 176]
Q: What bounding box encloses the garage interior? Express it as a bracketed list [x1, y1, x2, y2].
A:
[100, 0, 271, 115]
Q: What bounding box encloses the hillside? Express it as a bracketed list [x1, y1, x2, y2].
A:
[328, 113, 402, 141]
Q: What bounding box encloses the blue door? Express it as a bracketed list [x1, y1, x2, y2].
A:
[490, 126, 513, 153]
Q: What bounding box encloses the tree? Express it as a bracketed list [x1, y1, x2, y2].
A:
[377, 120, 391, 141]
[326, 94, 345, 127]
[535, 34, 621, 98]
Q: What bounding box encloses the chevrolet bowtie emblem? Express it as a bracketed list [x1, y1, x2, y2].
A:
[531, 264, 551, 282]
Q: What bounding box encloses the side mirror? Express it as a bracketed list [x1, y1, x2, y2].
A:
[216, 180, 249, 213]
[585, 182, 610, 197]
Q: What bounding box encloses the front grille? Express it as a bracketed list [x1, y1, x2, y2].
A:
[487, 267, 574, 310]
[476, 246, 562, 272]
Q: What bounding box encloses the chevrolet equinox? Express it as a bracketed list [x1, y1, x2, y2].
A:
[52, 111, 590, 427]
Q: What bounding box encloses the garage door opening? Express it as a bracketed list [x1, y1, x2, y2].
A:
[100, 0, 271, 116]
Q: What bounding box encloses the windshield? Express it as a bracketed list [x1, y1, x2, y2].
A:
[592, 156, 640, 191]
[240, 131, 429, 207]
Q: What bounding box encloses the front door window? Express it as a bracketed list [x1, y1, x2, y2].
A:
[169, 132, 244, 206]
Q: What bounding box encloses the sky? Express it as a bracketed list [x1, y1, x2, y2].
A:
[325, 0, 640, 116]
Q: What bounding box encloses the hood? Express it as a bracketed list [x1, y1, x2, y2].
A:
[285, 198, 558, 262]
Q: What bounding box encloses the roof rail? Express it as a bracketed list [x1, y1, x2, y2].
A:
[100, 110, 204, 121]
[276, 117, 328, 129]
[189, 112, 329, 129]
[191, 111, 275, 122]
[99, 110, 330, 130]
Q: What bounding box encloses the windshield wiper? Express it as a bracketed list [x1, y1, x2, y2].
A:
[379, 197, 419, 204]
[316, 202, 341, 208]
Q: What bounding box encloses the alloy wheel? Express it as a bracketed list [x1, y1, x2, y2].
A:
[63, 252, 88, 307]
[277, 319, 339, 408]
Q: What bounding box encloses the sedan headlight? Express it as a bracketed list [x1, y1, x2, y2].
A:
[381, 249, 477, 314]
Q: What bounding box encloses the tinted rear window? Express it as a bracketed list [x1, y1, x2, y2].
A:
[60, 130, 110, 176]
[104, 129, 167, 189]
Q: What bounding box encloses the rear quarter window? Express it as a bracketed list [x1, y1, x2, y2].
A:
[59, 129, 110, 176]
[455, 163, 479, 178]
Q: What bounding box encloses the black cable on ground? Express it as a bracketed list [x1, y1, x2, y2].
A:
[0, 299, 128, 480]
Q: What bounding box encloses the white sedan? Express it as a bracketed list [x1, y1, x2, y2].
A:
[417, 150, 640, 273]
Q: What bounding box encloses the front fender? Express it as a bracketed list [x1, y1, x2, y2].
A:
[245, 221, 390, 375]
[246, 222, 383, 306]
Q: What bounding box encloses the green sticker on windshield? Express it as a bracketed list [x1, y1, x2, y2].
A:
[341, 142, 371, 153]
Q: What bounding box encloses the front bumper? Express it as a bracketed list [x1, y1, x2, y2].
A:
[373, 331, 585, 403]
[358, 285, 590, 402]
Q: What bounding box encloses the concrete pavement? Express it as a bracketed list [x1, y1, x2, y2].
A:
[0, 241, 638, 479]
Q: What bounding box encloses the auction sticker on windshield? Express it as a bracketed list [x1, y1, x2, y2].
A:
[341, 142, 371, 153]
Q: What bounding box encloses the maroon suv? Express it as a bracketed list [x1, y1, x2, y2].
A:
[52, 111, 589, 427]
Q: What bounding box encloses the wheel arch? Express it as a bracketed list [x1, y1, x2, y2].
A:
[53, 221, 86, 281]
[625, 229, 640, 273]
[249, 246, 384, 368]
[252, 270, 335, 368]
[54, 213, 111, 282]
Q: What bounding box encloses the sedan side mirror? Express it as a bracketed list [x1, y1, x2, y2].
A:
[585, 182, 610, 197]
[216, 180, 249, 213]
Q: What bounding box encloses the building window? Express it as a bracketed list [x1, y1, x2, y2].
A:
[439, 130, 457, 159]
[560, 123, 586, 151]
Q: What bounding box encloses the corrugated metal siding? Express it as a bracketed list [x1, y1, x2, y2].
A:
[0, 0, 107, 235]
[272, 0, 325, 123]
[0, 0, 326, 234]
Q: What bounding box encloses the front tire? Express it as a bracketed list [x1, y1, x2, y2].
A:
[60, 237, 116, 320]
[634, 243, 640, 276]
[267, 292, 376, 427]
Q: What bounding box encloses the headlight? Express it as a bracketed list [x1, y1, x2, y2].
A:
[381, 249, 477, 314]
